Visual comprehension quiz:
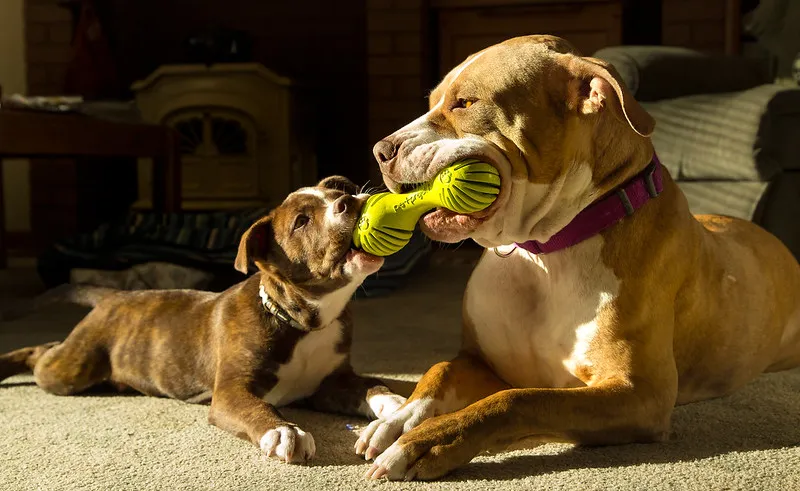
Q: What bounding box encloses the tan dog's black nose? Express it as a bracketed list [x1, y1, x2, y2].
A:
[373, 140, 397, 166]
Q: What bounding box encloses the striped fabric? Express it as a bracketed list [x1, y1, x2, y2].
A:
[593, 46, 770, 102]
[595, 46, 800, 260]
[676, 181, 769, 220]
[644, 85, 800, 182]
[52, 208, 270, 267]
[41, 208, 432, 297]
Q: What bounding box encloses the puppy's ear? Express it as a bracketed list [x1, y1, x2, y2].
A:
[235, 215, 273, 275]
[318, 175, 359, 195]
[565, 55, 655, 138]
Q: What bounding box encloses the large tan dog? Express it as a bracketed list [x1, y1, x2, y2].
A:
[354, 35, 800, 480]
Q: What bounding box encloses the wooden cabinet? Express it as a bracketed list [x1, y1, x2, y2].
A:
[132, 63, 317, 211]
[435, 0, 622, 76]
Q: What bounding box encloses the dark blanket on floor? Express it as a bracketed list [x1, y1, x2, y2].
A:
[36, 209, 432, 296]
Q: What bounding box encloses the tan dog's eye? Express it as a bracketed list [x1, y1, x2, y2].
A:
[293, 215, 309, 231]
[453, 98, 474, 110]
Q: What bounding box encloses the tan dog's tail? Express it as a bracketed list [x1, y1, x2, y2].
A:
[0, 284, 117, 322]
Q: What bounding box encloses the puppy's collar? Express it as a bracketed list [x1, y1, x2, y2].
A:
[515, 155, 663, 255]
[259, 284, 314, 332]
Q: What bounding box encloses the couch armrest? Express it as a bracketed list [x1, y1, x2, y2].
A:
[593, 46, 771, 101]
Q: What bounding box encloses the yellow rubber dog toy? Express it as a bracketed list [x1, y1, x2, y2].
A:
[353, 159, 500, 256]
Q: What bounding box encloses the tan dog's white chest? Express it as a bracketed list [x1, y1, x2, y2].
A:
[464, 237, 619, 388]
[263, 322, 347, 407]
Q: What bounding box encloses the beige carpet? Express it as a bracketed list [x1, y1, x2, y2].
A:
[1, 253, 799, 490]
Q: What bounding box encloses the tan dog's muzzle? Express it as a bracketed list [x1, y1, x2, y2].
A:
[371, 118, 513, 245]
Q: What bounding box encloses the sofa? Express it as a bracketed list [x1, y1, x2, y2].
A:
[594, 46, 800, 259]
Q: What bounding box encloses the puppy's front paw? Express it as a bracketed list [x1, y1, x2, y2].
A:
[367, 393, 407, 420]
[354, 397, 434, 461]
[260, 425, 316, 464]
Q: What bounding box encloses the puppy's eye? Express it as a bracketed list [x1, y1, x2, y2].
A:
[293, 215, 309, 231]
[452, 98, 475, 110]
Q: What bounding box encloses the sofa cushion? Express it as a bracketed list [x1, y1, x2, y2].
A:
[643, 85, 800, 181]
[593, 46, 770, 101]
[676, 180, 768, 220]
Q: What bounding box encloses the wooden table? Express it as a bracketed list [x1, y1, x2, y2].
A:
[0, 109, 181, 268]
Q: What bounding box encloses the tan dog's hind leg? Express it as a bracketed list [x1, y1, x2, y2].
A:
[355, 352, 509, 461]
[765, 307, 800, 372]
[0, 342, 59, 382]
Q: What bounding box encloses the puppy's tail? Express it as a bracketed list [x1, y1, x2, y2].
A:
[43, 284, 117, 308]
[0, 284, 117, 322]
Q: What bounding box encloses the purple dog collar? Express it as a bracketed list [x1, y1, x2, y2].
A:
[515, 155, 664, 255]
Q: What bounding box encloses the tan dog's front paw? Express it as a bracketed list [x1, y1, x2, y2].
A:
[367, 393, 407, 420]
[260, 426, 316, 463]
[364, 414, 482, 481]
[354, 397, 434, 460]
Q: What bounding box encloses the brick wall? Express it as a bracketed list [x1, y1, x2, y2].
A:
[25, 0, 73, 95]
[367, 0, 428, 184]
[365, 0, 731, 187]
[103, 0, 368, 182]
[22, 0, 370, 245]
[662, 0, 727, 53]
[364, 0, 629, 184]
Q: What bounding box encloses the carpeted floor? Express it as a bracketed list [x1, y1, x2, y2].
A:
[1, 253, 799, 490]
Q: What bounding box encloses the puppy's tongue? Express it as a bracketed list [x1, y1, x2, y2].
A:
[420, 209, 482, 243]
[346, 249, 384, 274]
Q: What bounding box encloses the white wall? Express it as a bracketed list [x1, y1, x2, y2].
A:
[0, 0, 31, 232]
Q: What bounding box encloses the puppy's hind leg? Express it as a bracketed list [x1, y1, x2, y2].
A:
[33, 315, 112, 396]
[1, 285, 119, 388]
[0, 342, 60, 383]
[303, 367, 406, 420]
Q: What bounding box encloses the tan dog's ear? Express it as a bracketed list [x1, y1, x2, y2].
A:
[567, 56, 655, 137]
[235, 215, 273, 274]
[318, 175, 359, 195]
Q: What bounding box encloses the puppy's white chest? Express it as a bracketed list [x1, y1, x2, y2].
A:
[465, 238, 619, 388]
[263, 322, 347, 407]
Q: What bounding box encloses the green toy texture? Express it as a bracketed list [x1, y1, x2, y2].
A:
[352, 159, 501, 256]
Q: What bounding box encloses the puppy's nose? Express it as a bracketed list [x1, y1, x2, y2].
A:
[333, 195, 349, 215]
[373, 140, 397, 166]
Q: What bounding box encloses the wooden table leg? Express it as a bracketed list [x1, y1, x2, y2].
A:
[165, 130, 181, 213]
[152, 155, 165, 214]
[152, 130, 181, 214]
[0, 159, 7, 269]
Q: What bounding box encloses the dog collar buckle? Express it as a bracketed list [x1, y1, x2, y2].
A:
[259, 285, 311, 332]
[616, 188, 635, 216]
[643, 160, 660, 199]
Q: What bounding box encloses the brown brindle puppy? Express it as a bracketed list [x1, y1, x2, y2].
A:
[354, 35, 800, 480]
[0, 176, 406, 463]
